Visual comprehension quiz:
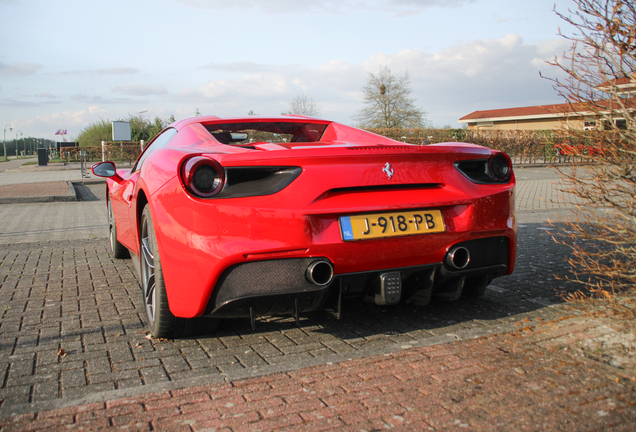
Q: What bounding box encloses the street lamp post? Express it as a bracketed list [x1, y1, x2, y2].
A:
[15, 131, 22, 157]
[3, 124, 12, 161]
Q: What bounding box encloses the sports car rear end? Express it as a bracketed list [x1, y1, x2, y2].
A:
[147, 121, 516, 321]
[94, 116, 516, 337]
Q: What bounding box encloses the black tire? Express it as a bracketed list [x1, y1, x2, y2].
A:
[108, 196, 129, 259]
[140, 205, 219, 338]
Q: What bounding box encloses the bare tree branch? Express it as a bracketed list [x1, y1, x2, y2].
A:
[546, 0, 636, 296]
[282, 94, 320, 117]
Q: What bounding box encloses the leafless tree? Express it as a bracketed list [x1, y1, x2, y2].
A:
[355, 66, 427, 129]
[283, 94, 320, 117]
[545, 0, 636, 296]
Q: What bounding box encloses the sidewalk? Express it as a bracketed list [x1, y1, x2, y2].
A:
[0, 160, 103, 204]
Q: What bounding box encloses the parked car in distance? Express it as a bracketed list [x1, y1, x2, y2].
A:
[92, 115, 517, 338]
[554, 141, 604, 156]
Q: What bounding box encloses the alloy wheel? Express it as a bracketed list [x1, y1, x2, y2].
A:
[141, 217, 156, 324]
[108, 199, 115, 252]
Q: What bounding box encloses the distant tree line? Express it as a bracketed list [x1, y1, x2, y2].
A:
[1, 138, 55, 157]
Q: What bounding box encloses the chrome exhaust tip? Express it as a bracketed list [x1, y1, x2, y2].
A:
[445, 246, 470, 270]
[306, 260, 334, 286]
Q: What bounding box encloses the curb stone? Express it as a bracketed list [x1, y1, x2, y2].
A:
[0, 180, 106, 204]
[0, 181, 76, 204]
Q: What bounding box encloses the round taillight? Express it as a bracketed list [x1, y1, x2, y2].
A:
[182, 157, 225, 198]
[488, 152, 512, 182]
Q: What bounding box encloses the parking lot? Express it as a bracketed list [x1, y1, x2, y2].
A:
[0, 162, 634, 430]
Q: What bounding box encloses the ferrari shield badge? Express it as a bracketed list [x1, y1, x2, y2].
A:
[383, 162, 394, 180]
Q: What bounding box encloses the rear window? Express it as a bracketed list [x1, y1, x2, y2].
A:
[205, 122, 329, 144]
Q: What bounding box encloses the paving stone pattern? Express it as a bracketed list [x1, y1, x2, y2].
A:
[515, 178, 578, 210]
[0, 223, 581, 412]
[1, 318, 634, 431]
[0, 184, 107, 244]
[1, 168, 634, 429]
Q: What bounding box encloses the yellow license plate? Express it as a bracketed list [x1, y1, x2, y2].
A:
[339, 210, 445, 241]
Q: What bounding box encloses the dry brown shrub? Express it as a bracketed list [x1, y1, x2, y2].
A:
[102, 142, 143, 164]
[61, 142, 142, 165]
[544, 0, 636, 299]
[60, 147, 102, 162]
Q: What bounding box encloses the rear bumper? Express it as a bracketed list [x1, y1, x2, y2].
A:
[149, 176, 516, 318]
[204, 236, 510, 318]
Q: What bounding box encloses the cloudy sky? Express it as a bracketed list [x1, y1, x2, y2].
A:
[1, 0, 578, 141]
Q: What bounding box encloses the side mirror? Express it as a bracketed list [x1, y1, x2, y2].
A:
[92, 161, 124, 183]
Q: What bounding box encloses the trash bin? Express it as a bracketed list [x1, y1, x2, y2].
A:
[37, 148, 48, 166]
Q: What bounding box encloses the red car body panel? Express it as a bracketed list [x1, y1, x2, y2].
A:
[101, 116, 517, 319]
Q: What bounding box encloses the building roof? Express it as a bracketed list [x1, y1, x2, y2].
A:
[458, 102, 577, 123]
[597, 75, 636, 92]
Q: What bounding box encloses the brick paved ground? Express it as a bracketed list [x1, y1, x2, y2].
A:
[0, 224, 577, 410]
[0, 316, 634, 431]
[0, 166, 634, 430]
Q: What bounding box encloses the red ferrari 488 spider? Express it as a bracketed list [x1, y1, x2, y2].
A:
[92, 115, 516, 338]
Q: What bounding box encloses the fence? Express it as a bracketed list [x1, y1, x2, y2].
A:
[59, 131, 593, 166]
[59, 141, 145, 165]
[365, 128, 593, 164]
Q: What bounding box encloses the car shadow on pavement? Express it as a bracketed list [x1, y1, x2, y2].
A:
[72, 182, 101, 201]
[203, 223, 578, 345]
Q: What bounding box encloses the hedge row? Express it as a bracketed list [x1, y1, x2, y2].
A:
[64, 129, 586, 165]
[365, 128, 587, 164]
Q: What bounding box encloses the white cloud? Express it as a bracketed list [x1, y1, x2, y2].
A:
[0, 99, 42, 108]
[172, 0, 474, 14]
[175, 72, 290, 102]
[87, 105, 105, 114]
[379, 0, 477, 16]
[172, 0, 340, 13]
[96, 68, 138, 75]
[0, 61, 42, 77]
[112, 85, 168, 96]
[10, 107, 106, 139]
[177, 33, 568, 125]
[70, 95, 140, 105]
[362, 34, 569, 123]
[4, 32, 570, 137]
[200, 62, 277, 73]
[58, 67, 138, 76]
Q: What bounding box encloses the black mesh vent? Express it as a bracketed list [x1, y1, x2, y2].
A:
[212, 258, 331, 308]
[453, 236, 509, 270]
